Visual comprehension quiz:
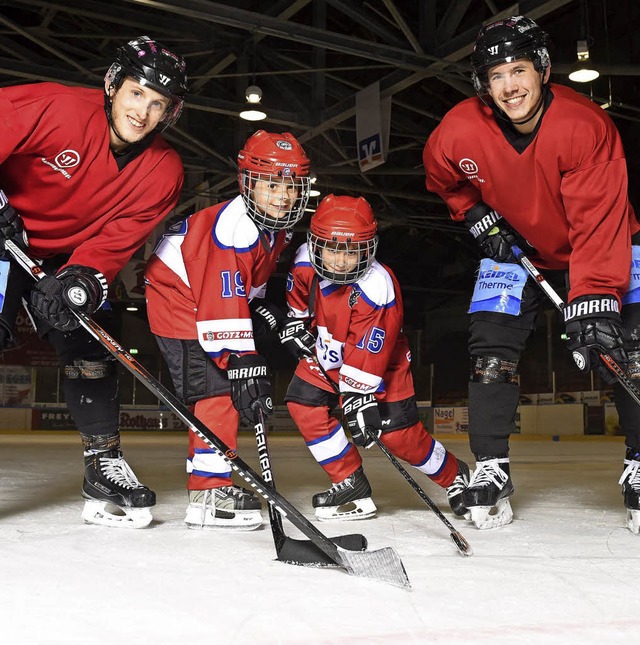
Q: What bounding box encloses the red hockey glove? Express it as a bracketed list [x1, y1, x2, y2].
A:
[30, 265, 108, 332]
[227, 354, 274, 425]
[341, 393, 382, 449]
[564, 295, 628, 385]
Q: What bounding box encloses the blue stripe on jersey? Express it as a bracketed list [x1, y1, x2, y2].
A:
[356, 286, 396, 310]
[317, 442, 352, 466]
[306, 423, 343, 446]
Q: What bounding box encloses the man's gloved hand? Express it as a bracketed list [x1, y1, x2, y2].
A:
[250, 299, 285, 338]
[464, 202, 517, 263]
[278, 319, 316, 360]
[0, 190, 28, 258]
[30, 265, 108, 332]
[227, 353, 274, 425]
[564, 294, 628, 385]
[341, 393, 382, 449]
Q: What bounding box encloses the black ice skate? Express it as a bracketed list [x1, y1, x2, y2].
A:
[446, 460, 471, 518]
[619, 448, 640, 535]
[312, 466, 377, 521]
[462, 456, 514, 530]
[82, 449, 156, 529]
[185, 486, 262, 530]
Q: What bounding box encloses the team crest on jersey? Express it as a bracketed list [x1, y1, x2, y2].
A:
[348, 286, 361, 308]
[458, 157, 485, 184]
[41, 149, 81, 180]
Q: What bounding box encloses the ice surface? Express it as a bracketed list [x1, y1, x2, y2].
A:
[1, 432, 639, 644]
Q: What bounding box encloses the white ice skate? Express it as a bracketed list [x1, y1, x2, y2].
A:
[82, 450, 155, 529]
[312, 467, 377, 521]
[463, 457, 514, 530]
[619, 453, 640, 535]
[184, 486, 263, 530]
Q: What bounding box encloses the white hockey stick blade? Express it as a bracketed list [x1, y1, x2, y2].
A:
[336, 545, 411, 588]
[469, 498, 514, 530]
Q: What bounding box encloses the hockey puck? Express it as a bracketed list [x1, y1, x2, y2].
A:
[552, 435, 560, 442]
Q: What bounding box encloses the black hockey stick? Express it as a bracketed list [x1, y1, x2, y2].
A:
[251, 403, 368, 566]
[6, 240, 410, 588]
[511, 244, 640, 407]
[308, 354, 473, 557]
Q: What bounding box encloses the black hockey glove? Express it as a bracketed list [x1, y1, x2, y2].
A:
[250, 298, 286, 338]
[278, 319, 316, 360]
[227, 353, 274, 425]
[564, 294, 628, 385]
[30, 265, 108, 332]
[0, 190, 28, 258]
[341, 393, 382, 449]
[464, 203, 517, 263]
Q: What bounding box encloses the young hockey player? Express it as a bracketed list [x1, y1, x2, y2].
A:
[423, 16, 640, 532]
[0, 36, 187, 528]
[280, 194, 469, 521]
[144, 130, 310, 530]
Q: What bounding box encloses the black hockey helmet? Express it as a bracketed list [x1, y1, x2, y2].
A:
[104, 35, 188, 129]
[470, 16, 551, 94]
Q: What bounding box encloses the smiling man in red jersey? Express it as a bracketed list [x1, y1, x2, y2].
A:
[0, 36, 187, 528]
[423, 16, 640, 533]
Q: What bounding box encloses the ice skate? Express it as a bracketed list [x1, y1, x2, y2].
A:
[82, 449, 156, 529]
[619, 449, 640, 535]
[446, 460, 471, 518]
[462, 456, 514, 530]
[312, 466, 377, 521]
[184, 486, 263, 530]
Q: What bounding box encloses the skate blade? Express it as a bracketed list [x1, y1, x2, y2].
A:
[184, 506, 262, 531]
[314, 498, 377, 522]
[82, 500, 153, 529]
[626, 509, 640, 535]
[469, 499, 513, 530]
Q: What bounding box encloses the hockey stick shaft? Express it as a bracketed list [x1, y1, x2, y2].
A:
[511, 244, 640, 406]
[308, 353, 472, 556]
[7, 241, 410, 585]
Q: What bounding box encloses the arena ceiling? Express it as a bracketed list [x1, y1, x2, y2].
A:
[1, 0, 640, 313]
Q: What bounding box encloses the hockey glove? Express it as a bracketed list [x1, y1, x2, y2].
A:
[464, 203, 517, 263]
[227, 353, 274, 425]
[342, 393, 382, 449]
[278, 319, 316, 360]
[250, 299, 286, 338]
[564, 294, 628, 385]
[30, 265, 108, 332]
[0, 190, 28, 258]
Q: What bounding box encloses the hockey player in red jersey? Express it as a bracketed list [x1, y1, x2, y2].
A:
[423, 16, 640, 532]
[144, 130, 310, 530]
[281, 194, 469, 521]
[0, 36, 187, 528]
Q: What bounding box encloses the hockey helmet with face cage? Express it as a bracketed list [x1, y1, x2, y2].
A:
[470, 16, 551, 94]
[307, 194, 378, 285]
[104, 35, 188, 130]
[237, 130, 311, 231]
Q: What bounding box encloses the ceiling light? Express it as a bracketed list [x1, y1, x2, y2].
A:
[309, 188, 321, 198]
[568, 40, 599, 83]
[239, 84, 267, 121]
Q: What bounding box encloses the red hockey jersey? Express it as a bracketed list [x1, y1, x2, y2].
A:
[0, 82, 183, 281]
[145, 196, 291, 370]
[423, 83, 638, 304]
[286, 244, 414, 400]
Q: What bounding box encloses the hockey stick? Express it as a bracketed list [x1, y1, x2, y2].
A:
[307, 353, 473, 556]
[6, 240, 410, 588]
[511, 244, 640, 406]
[251, 403, 368, 566]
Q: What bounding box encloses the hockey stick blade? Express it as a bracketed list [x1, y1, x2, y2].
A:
[6, 241, 408, 586]
[252, 404, 367, 567]
[369, 432, 473, 557]
[336, 545, 410, 588]
[511, 244, 640, 407]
